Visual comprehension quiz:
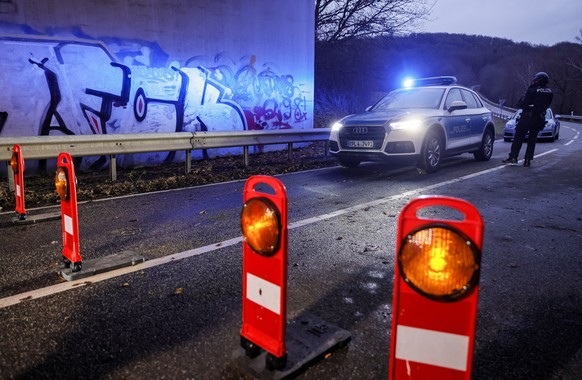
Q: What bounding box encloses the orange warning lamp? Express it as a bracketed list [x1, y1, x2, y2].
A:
[55, 167, 69, 201]
[10, 152, 19, 174]
[241, 197, 281, 257]
[398, 225, 480, 301]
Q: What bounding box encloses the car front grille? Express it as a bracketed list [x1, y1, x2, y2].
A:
[338, 125, 386, 149]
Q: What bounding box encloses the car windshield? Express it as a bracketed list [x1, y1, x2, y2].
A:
[371, 88, 445, 111]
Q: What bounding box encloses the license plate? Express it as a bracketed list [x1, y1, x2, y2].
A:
[347, 140, 374, 148]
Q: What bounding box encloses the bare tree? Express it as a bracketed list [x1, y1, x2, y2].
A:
[514, 62, 537, 92]
[568, 29, 582, 73]
[315, 0, 435, 43]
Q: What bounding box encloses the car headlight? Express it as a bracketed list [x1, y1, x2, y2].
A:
[389, 119, 422, 131]
[331, 122, 343, 132]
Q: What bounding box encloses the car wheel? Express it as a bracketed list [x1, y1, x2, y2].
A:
[417, 130, 442, 173]
[474, 129, 494, 161]
[339, 158, 361, 168]
[554, 127, 559, 141]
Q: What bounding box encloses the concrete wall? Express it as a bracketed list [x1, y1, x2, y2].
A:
[0, 0, 314, 170]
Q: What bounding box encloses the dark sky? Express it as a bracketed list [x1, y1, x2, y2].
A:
[420, 0, 581, 46]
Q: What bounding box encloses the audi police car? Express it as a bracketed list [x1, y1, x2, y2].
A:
[328, 76, 496, 173]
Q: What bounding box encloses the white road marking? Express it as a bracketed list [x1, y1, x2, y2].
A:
[563, 125, 579, 146]
[0, 146, 571, 309]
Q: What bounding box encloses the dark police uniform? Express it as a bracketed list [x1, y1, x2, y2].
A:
[506, 73, 553, 166]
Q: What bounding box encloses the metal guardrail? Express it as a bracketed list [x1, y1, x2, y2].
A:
[556, 114, 582, 122]
[481, 95, 582, 122]
[1, 129, 331, 181]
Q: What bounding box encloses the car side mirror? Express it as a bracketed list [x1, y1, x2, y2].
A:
[448, 100, 467, 112]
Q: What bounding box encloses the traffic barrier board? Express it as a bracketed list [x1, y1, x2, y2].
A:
[389, 195, 483, 379]
[10, 144, 26, 220]
[54, 152, 145, 281]
[240, 175, 289, 370]
[236, 175, 351, 377]
[56, 152, 82, 272]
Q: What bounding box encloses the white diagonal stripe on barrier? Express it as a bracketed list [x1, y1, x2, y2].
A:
[395, 325, 470, 371]
[246, 273, 281, 315]
[64, 214, 73, 236]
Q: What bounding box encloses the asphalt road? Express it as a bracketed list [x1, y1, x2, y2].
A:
[1, 122, 581, 379]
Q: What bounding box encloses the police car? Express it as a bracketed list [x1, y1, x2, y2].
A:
[503, 108, 560, 142]
[328, 76, 496, 173]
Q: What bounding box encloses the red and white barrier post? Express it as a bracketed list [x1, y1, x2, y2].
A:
[389, 196, 483, 379]
[240, 175, 288, 371]
[10, 144, 27, 220]
[55, 152, 82, 272]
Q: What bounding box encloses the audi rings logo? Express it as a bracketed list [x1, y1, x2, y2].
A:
[351, 127, 368, 134]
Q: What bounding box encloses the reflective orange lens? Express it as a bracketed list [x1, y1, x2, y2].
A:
[241, 197, 281, 256]
[55, 167, 69, 201]
[399, 226, 479, 301]
[10, 153, 18, 174]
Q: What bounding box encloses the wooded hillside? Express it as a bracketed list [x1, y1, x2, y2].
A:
[315, 32, 582, 126]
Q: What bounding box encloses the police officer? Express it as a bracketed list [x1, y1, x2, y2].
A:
[502, 72, 553, 167]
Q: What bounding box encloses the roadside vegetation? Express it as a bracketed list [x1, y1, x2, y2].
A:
[0, 142, 336, 211]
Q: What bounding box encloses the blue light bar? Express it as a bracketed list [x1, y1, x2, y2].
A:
[403, 76, 457, 88]
[402, 77, 415, 88]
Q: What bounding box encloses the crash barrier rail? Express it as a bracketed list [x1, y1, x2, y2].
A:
[481, 97, 516, 120]
[492, 112, 581, 122]
[481, 96, 581, 122]
[491, 112, 511, 121]
[0, 129, 331, 182]
[555, 114, 582, 122]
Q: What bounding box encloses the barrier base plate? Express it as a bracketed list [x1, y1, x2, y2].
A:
[11, 211, 61, 225]
[60, 250, 145, 281]
[231, 313, 351, 379]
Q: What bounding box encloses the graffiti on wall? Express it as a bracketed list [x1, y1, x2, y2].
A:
[188, 54, 308, 131]
[0, 35, 310, 170]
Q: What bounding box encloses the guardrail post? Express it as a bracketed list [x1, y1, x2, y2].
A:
[243, 146, 250, 167]
[185, 150, 192, 173]
[287, 143, 293, 160]
[7, 162, 15, 192]
[109, 154, 117, 181]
